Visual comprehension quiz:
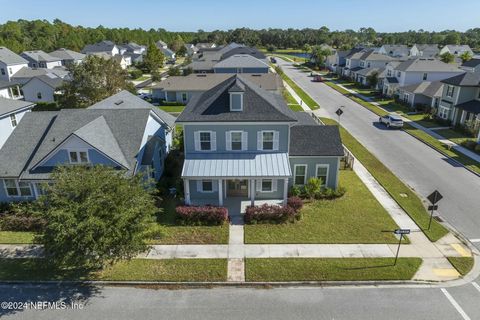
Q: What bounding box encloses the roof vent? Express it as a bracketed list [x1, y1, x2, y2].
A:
[114, 100, 124, 105]
[251, 74, 261, 77]
[196, 74, 207, 77]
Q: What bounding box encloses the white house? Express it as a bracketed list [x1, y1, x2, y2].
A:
[377, 45, 410, 57]
[0, 80, 23, 100]
[20, 50, 63, 69]
[0, 97, 35, 149]
[22, 74, 64, 103]
[409, 44, 439, 58]
[0, 47, 29, 82]
[82, 40, 120, 56]
[382, 58, 465, 96]
[440, 45, 474, 57]
[49, 48, 86, 66]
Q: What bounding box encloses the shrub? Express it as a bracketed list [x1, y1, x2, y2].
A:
[462, 140, 478, 150]
[129, 68, 143, 80]
[304, 177, 322, 199]
[175, 206, 228, 226]
[289, 185, 302, 197]
[0, 202, 45, 232]
[245, 204, 297, 224]
[315, 186, 347, 200]
[287, 196, 303, 212]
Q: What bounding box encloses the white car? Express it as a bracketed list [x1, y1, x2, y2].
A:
[379, 114, 404, 128]
[137, 92, 152, 100]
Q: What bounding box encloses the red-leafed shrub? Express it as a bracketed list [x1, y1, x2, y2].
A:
[175, 206, 228, 226]
[245, 198, 303, 224]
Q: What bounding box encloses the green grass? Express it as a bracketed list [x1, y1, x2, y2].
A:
[244, 170, 401, 244]
[0, 231, 36, 244]
[0, 258, 227, 282]
[159, 105, 185, 113]
[275, 66, 319, 110]
[447, 257, 474, 277]
[435, 129, 476, 145]
[246, 258, 422, 281]
[134, 75, 150, 81]
[321, 117, 448, 242]
[149, 200, 229, 244]
[288, 104, 304, 111]
[282, 86, 304, 111]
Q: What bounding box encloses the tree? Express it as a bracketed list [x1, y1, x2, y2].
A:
[168, 66, 181, 76]
[176, 45, 187, 57]
[310, 45, 332, 69]
[37, 165, 157, 269]
[440, 52, 455, 64]
[460, 51, 473, 63]
[366, 71, 379, 89]
[143, 43, 165, 80]
[302, 43, 311, 62]
[169, 35, 185, 53]
[444, 32, 461, 45]
[266, 44, 276, 53]
[59, 55, 134, 108]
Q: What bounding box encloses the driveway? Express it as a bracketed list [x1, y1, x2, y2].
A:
[277, 59, 480, 249]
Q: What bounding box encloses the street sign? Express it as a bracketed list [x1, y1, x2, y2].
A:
[394, 229, 411, 235]
[428, 205, 438, 211]
[335, 108, 344, 117]
[427, 190, 443, 204]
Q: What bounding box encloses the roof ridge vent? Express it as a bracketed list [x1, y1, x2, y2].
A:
[114, 100, 124, 105]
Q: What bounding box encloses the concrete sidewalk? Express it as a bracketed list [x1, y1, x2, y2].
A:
[283, 81, 311, 111]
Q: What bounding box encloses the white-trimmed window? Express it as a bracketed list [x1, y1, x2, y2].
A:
[438, 106, 450, 120]
[230, 93, 243, 111]
[37, 92, 42, 99]
[403, 93, 409, 103]
[197, 180, 215, 193]
[194, 131, 216, 151]
[256, 179, 277, 192]
[181, 92, 188, 102]
[3, 179, 32, 197]
[226, 131, 247, 151]
[423, 73, 428, 80]
[315, 165, 329, 187]
[0, 68, 5, 75]
[10, 114, 17, 127]
[294, 165, 307, 185]
[258, 131, 278, 151]
[446, 85, 455, 98]
[69, 151, 89, 164]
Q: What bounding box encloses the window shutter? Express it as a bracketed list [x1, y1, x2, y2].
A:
[256, 180, 261, 191]
[225, 131, 231, 151]
[196, 180, 202, 192]
[211, 131, 217, 151]
[257, 131, 262, 150]
[272, 179, 277, 192]
[242, 132, 248, 150]
[273, 131, 280, 150]
[194, 131, 200, 151]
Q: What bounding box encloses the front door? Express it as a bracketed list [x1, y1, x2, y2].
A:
[227, 179, 248, 197]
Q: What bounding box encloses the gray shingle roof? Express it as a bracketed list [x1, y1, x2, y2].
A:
[455, 100, 480, 114]
[88, 90, 176, 128]
[355, 67, 384, 77]
[21, 50, 61, 63]
[395, 58, 463, 72]
[461, 58, 480, 68]
[289, 125, 344, 156]
[214, 54, 269, 69]
[399, 81, 444, 98]
[25, 74, 64, 89]
[11, 67, 70, 84]
[441, 72, 480, 87]
[176, 75, 297, 123]
[82, 41, 117, 54]
[0, 47, 28, 65]
[0, 97, 35, 117]
[49, 48, 85, 61]
[0, 80, 19, 89]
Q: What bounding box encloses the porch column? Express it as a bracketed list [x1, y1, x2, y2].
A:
[218, 179, 223, 206]
[250, 179, 255, 206]
[460, 110, 467, 125]
[477, 128, 480, 144]
[184, 179, 191, 205]
[283, 178, 289, 206]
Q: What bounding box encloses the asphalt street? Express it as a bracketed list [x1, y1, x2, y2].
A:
[277, 59, 480, 248]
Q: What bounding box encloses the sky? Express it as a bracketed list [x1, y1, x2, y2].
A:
[1, 0, 479, 32]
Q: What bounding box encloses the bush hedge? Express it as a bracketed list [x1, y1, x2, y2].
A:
[0, 202, 45, 232]
[175, 206, 228, 226]
[289, 185, 346, 200]
[245, 197, 303, 224]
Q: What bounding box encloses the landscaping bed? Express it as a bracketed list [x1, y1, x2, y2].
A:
[0, 258, 227, 282]
[244, 170, 401, 244]
[447, 257, 474, 277]
[321, 118, 448, 242]
[246, 258, 422, 281]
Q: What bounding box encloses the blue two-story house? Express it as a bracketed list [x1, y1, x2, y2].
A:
[176, 75, 344, 207]
[0, 91, 175, 202]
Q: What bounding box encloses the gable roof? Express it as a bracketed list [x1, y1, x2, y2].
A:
[88, 90, 176, 128]
[442, 72, 480, 87]
[49, 48, 85, 61]
[395, 58, 463, 72]
[176, 74, 297, 123]
[0, 47, 28, 65]
[0, 79, 19, 89]
[24, 74, 64, 89]
[360, 51, 394, 62]
[355, 67, 384, 77]
[461, 58, 480, 68]
[221, 46, 266, 60]
[214, 54, 269, 69]
[11, 66, 69, 82]
[399, 81, 444, 97]
[380, 44, 410, 56]
[82, 40, 117, 54]
[21, 50, 61, 63]
[443, 45, 472, 53]
[0, 97, 35, 118]
[289, 125, 344, 156]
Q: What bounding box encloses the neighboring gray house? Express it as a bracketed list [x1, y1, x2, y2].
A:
[440, 45, 474, 57]
[397, 81, 444, 109]
[461, 59, 480, 73]
[377, 45, 410, 57]
[409, 44, 439, 58]
[160, 47, 176, 61]
[382, 58, 465, 96]
[20, 50, 62, 69]
[49, 48, 86, 66]
[0, 47, 29, 82]
[176, 75, 344, 207]
[11, 66, 69, 85]
[0, 97, 35, 149]
[82, 40, 120, 56]
[185, 44, 198, 56]
[156, 40, 168, 49]
[213, 55, 269, 74]
[354, 67, 385, 88]
[151, 73, 283, 103]
[437, 72, 480, 142]
[22, 74, 65, 103]
[0, 90, 176, 203]
[0, 80, 23, 100]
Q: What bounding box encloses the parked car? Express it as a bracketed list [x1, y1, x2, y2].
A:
[270, 57, 277, 63]
[312, 74, 324, 82]
[137, 92, 152, 100]
[379, 114, 404, 128]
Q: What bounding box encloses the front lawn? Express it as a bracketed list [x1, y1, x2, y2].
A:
[435, 128, 476, 145]
[321, 118, 448, 242]
[244, 170, 400, 244]
[149, 200, 229, 244]
[246, 258, 422, 281]
[447, 257, 474, 277]
[0, 258, 227, 282]
[0, 231, 36, 244]
[159, 105, 185, 113]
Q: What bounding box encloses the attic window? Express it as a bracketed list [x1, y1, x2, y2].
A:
[230, 92, 243, 112]
[114, 100, 124, 105]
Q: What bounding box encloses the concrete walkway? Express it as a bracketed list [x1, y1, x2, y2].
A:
[283, 81, 311, 111]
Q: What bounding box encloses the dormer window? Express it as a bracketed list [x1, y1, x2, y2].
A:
[230, 92, 243, 112]
[69, 151, 89, 164]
